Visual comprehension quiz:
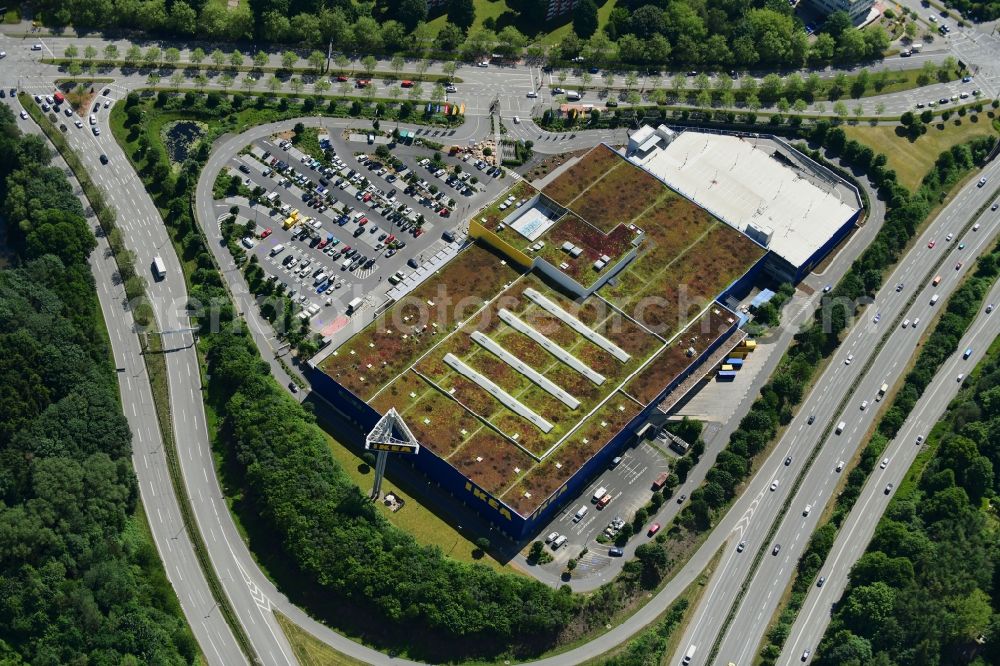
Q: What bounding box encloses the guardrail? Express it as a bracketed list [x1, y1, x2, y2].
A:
[705, 176, 1000, 664]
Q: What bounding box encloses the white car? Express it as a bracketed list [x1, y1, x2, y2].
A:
[845, 354, 854, 365]
[31, 43, 43, 51]
[957, 373, 965, 382]
[880, 458, 889, 469]
[527, 91, 538, 98]
[20, 110, 28, 119]
[241, 237, 256, 249]
[803, 504, 812, 516]
[945, 232, 954, 241]
[770, 480, 779, 491]
[74, 118, 83, 128]
[0, 50, 6, 58]
[836, 460, 845, 472]
[912, 317, 920, 327]
[860, 400, 868, 410]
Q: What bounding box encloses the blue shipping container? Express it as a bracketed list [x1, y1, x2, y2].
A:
[717, 370, 737, 381]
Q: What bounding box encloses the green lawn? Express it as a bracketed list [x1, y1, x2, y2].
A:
[275, 613, 369, 666]
[319, 429, 512, 571]
[845, 112, 999, 191]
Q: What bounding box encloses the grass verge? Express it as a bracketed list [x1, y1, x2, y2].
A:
[845, 112, 1000, 190]
[23, 91, 258, 664]
[275, 613, 369, 666]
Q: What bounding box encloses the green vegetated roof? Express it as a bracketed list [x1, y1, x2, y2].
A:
[323, 144, 765, 516]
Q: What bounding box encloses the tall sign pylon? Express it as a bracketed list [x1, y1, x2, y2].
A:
[365, 408, 420, 500]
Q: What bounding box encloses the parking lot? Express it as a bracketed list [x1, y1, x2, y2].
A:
[538, 438, 673, 572]
[214, 130, 508, 337]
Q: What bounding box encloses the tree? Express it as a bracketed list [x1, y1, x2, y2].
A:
[242, 74, 257, 93]
[103, 44, 119, 62]
[267, 76, 282, 94]
[211, 48, 226, 69]
[436, 22, 465, 51]
[64, 44, 78, 59]
[448, 0, 475, 31]
[144, 46, 161, 67]
[282, 50, 297, 69]
[397, 0, 428, 31]
[147, 72, 161, 87]
[230, 50, 244, 69]
[362, 55, 378, 77]
[170, 70, 185, 90]
[83, 45, 97, 62]
[573, 0, 599, 39]
[290, 77, 304, 96]
[164, 47, 180, 68]
[191, 47, 206, 66]
[314, 78, 331, 95]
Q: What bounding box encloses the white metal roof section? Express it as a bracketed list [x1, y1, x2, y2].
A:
[498, 309, 606, 385]
[525, 288, 631, 362]
[632, 131, 859, 268]
[444, 353, 554, 433]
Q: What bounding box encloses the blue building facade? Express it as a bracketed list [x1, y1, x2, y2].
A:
[307, 304, 739, 541]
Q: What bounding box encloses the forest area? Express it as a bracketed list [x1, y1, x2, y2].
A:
[816, 335, 1000, 665]
[29, 0, 909, 69]
[0, 104, 197, 664]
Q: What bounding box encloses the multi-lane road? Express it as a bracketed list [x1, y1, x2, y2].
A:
[3, 17, 999, 666]
[672, 161, 1000, 665]
[778, 275, 1000, 664]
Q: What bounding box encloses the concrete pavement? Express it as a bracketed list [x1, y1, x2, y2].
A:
[3, 95, 246, 665]
[671, 160, 1000, 666]
[778, 278, 1000, 665]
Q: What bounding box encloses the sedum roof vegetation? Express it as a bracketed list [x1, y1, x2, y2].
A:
[322, 144, 764, 516]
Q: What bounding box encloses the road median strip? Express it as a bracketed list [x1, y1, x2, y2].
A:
[706, 171, 1000, 664]
[21, 92, 260, 665]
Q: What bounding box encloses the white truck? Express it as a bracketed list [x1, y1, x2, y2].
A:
[151, 255, 166, 280]
[347, 297, 363, 314]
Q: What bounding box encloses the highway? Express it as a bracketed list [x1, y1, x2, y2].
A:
[778, 277, 1000, 665]
[5, 90, 297, 665]
[670, 161, 1000, 666]
[5, 101, 245, 664]
[2, 19, 1000, 666]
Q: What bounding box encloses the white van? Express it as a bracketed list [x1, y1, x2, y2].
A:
[566, 90, 582, 101]
[552, 535, 568, 549]
[836, 421, 846, 435]
[573, 505, 588, 522]
[592, 487, 607, 502]
[930, 294, 939, 305]
[269, 243, 285, 257]
[313, 272, 328, 286]
[682, 644, 697, 664]
[341, 257, 352, 270]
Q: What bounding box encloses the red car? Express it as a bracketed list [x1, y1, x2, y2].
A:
[414, 227, 424, 237]
[647, 523, 661, 537]
[358, 216, 368, 226]
[260, 228, 273, 239]
[928, 240, 936, 248]
[336, 75, 348, 82]
[438, 207, 449, 217]
[317, 239, 328, 249]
